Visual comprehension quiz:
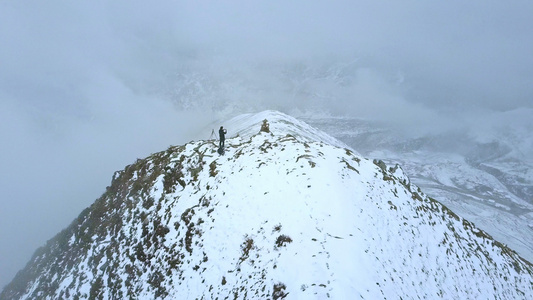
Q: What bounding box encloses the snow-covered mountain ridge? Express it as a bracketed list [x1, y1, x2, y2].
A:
[1, 111, 532, 299]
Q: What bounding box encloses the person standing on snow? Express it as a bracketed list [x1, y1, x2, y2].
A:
[219, 126, 227, 148]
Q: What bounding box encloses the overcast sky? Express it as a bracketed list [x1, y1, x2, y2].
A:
[1, 0, 532, 288]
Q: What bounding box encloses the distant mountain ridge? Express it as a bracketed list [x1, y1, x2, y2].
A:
[2, 111, 532, 299]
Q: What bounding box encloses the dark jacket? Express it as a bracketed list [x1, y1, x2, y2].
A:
[219, 128, 227, 141]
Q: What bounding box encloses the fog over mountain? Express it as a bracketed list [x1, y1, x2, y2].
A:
[1, 0, 532, 289]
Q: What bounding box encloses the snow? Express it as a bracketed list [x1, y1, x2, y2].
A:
[205, 110, 351, 150]
[301, 115, 533, 267]
[362, 147, 533, 263]
[3, 111, 532, 300]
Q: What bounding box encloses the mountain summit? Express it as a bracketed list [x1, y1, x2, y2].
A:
[2, 111, 532, 299]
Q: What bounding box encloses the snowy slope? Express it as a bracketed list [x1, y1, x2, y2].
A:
[1, 111, 532, 299]
[303, 116, 533, 264]
[370, 150, 533, 263]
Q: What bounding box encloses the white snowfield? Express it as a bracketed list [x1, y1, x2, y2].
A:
[2, 111, 532, 299]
